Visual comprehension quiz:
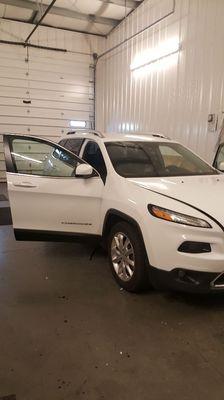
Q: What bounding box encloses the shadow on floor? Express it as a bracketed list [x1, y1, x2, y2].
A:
[0, 207, 12, 226]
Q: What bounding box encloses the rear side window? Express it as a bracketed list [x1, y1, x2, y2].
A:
[59, 138, 84, 156]
[59, 139, 67, 147]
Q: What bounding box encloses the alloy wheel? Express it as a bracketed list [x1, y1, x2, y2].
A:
[111, 232, 135, 282]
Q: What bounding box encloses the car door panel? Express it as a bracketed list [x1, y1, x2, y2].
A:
[4, 134, 104, 240]
[7, 174, 103, 233]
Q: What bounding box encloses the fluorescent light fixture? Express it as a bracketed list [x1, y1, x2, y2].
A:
[130, 38, 181, 72]
[118, 122, 136, 132]
[70, 120, 86, 128]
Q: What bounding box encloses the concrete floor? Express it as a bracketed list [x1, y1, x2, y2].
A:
[1, 184, 224, 399]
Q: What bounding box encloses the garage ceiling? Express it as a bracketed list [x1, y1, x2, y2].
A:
[0, 0, 143, 37]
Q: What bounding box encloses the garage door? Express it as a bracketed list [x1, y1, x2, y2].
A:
[0, 43, 95, 181]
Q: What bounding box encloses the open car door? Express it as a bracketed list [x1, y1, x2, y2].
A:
[3, 134, 104, 241]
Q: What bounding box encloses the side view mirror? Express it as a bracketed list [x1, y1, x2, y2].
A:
[217, 161, 224, 172]
[76, 163, 93, 178]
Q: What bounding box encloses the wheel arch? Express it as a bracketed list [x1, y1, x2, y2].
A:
[102, 209, 149, 263]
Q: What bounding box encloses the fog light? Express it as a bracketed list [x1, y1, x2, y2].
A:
[178, 241, 211, 253]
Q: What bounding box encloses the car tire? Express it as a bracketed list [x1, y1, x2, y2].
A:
[108, 221, 149, 292]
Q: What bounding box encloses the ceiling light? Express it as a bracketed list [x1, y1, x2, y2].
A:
[70, 120, 86, 128]
[130, 38, 181, 72]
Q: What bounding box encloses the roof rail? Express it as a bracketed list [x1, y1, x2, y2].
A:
[151, 133, 170, 139]
[67, 129, 105, 138]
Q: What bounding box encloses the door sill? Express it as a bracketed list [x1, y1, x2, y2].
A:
[14, 229, 101, 243]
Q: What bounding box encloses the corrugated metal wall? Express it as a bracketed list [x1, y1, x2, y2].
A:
[96, 0, 224, 163]
[0, 19, 104, 181]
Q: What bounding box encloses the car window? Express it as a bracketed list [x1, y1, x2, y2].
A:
[159, 145, 183, 168]
[159, 144, 201, 174]
[11, 138, 79, 177]
[214, 144, 224, 169]
[82, 141, 107, 180]
[59, 138, 84, 156]
[106, 141, 218, 178]
[58, 139, 67, 147]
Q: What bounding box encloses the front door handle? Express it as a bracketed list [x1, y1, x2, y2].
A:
[13, 182, 37, 188]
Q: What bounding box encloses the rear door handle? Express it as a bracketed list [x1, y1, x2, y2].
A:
[13, 182, 37, 188]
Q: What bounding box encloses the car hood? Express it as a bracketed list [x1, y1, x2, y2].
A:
[128, 174, 224, 223]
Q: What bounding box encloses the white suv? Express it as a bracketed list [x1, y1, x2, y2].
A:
[4, 130, 224, 293]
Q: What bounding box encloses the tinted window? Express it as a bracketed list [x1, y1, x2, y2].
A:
[59, 138, 84, 155]
[58, 139, 67, 147]
[106, 141, 218, 178]
[11, 138, 78, 177]
[82, 141, 107, 180]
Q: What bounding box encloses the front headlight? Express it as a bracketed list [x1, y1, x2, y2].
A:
[148, 204, 212, 228]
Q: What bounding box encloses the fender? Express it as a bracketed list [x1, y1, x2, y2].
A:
[141, 187, 224, 233]
[102, 208, 149, 263]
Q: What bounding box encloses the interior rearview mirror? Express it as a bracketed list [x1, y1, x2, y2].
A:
[76, 163, 93, 178]
[218, 161, 224, 172]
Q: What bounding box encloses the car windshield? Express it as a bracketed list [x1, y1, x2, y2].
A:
[105, 141, 218, 178]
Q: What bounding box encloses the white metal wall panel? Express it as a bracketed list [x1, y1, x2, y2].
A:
[0, 19, 104, 181]
[96, 0, 224, 163]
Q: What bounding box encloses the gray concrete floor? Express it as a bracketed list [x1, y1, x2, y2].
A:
[1, 184, 224, 399]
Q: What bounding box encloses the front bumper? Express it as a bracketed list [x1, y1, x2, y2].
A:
[142, 218, 224, 274]
[150, 266, 224, 293]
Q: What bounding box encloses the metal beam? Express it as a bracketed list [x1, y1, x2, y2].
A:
[0, 0, 119, 26]
[44, 6, 118, 26]
[1, 17, 106, 37]
[100, 0, 140, 8]
[0, 38, 67, 52]
[106, 0, 143, 36]
[29, 9, 39, 24]
[0, 0, 38, 11]
[98, 0, 176, 58]
[25, 0, 57, 43]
